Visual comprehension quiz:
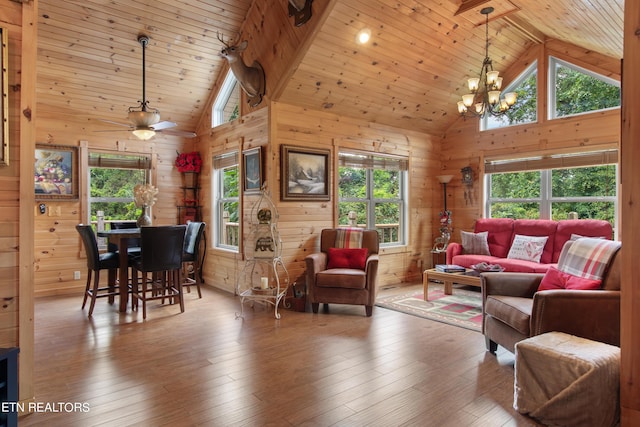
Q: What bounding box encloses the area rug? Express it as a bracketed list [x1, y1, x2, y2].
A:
[375, 284, 482, 332]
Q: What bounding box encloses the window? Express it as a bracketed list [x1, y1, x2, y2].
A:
[88, 152, 150, 224]
[485, 150, 618, 231]
[212, 70, 240, 127]
[213, 152, 239, 250]
[338, 151, 408, 246]
[549, 57, 620, 119]
[483, 61, 538, 131]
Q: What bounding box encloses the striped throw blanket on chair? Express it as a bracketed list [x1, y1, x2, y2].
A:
[334, 228, 363, 248]
[559, 237, 621, 281]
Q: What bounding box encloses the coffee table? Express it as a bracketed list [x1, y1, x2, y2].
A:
[422, 268, 481, 301]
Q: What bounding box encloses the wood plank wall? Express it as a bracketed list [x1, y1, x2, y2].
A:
[440, 40, 620, 240]
[199, 102, 439, 295]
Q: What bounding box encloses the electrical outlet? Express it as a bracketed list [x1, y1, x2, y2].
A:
[74, 271, 81, 280]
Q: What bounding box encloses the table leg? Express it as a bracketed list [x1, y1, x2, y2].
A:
[423, 270, 429, 301]
[117, 238, 129, 312]
[443, 279, 454, 295]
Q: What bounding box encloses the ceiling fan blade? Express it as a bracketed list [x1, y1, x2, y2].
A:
[98, 119, 132, 128]
[158, 128, 197, 138]
[150, 120, 178, 131]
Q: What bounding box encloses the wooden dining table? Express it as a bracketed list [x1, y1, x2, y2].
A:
[97, 228, 141, 312]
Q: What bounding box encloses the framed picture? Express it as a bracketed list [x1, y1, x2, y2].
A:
[280, 145, 330, 201]
[0, 27, 8, 166]
[34, 145, 79, 200]
[243, 147, 263, 193]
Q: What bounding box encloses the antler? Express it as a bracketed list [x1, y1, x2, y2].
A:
[216, 31, 230, 48]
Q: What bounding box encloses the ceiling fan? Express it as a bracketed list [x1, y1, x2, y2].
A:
[96, 34, 196, 140]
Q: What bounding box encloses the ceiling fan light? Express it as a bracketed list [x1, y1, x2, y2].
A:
[132, 128, 156, 140]
[128, 110, 161, 127]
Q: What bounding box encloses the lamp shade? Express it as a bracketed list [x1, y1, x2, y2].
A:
[437, 175, 454, 184]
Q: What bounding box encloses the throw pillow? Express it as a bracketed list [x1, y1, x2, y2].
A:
[461, 230, 490, 255]
[327, 248, 368, 270]
[538, 266, 602, 291]
[507, 234, 548, 263]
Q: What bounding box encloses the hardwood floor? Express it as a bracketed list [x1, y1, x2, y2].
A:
[20, 284, 541, 426]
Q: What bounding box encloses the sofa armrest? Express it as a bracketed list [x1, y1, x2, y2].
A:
[445, 242, 462, 264]
[532, 290, 620, 346]
[481, 272, 543, 299]
[365, 254, 379, 292]
[305, 252, 327, 275]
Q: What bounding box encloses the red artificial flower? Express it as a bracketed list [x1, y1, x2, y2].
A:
[175, 151, 202, 173]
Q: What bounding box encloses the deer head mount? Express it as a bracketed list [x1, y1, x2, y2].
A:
[217, 32, 266, 107]
[288, 0, 313, 26]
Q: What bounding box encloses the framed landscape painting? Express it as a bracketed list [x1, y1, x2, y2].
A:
[34, 145, 79, 200]
[280, 145, 330, 201]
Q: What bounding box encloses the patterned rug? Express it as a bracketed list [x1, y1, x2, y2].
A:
[375, 284, 483, 332]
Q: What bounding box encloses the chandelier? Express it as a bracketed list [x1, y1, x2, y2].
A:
[457, 7, 517, 118]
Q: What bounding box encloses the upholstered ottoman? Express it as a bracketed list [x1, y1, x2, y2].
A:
[514, 332, 620, 427]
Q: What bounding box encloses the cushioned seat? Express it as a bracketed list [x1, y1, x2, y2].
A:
[181, 221, 206, 298]
[305, 228, 379, 316]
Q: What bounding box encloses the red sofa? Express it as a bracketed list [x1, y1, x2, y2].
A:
[445, 218, 613, 273]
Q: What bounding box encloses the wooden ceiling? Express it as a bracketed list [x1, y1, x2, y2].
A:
[36, 0, 624, 138]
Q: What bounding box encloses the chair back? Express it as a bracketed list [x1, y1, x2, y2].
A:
[139, 225, 186, 272]
[183, 221, 206, 259]
[108, 221, 141, 252]
[76, 224, 99, 270]
[320, 228, 379, 255]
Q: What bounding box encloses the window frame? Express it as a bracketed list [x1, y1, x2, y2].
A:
[212, 151, 240, 252]
[547, 56, 621, 120]
[337, 150, 409, 247]
[212, 70, 240, 128]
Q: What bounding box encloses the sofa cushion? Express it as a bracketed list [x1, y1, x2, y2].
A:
[485, 295, 533, 336]
[474, 218, 514, 258]
[538, 266, 602, 291]
[553, 219, 613, 262]
[508, 234, 549, 263]
[513, 220, 557, 264]
[461, 230, 490, 255]
[327, 247, 368, 270]
[451, 254, 553, 273]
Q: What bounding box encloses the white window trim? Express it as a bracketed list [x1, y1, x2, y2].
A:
[212, 70, 238, 128]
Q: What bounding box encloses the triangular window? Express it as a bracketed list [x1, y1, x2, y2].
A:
[549, 57, 620, 119]
[483, 61, 538, 131]
[212, 70, 240, 128]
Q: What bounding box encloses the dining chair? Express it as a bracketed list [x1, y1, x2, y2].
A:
[107, 221, 141, 256]
[130, 225, 186, 319]
[76, 224, 119, 316]
[182, 221, 206, 298]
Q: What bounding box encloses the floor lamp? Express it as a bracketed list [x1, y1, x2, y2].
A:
[434, 175, 454, 251]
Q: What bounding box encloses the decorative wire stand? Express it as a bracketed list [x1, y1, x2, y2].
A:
[235, 188, 289, 319]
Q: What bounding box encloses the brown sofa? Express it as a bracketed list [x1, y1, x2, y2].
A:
[481, 242, 621, 354]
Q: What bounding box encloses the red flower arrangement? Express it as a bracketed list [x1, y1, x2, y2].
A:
[175, 151, 202, 173]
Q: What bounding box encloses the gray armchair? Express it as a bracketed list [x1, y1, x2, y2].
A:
[305, 228, 379, 316]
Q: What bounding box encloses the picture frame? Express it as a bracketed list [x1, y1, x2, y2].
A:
[34, 144, 79, 200]
[243, 146, 263, 193]
[0, 27, 8, 166]
[280, 145, 330, 201]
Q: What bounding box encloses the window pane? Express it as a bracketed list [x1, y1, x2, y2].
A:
[490, 171, 540, 198]
[338, 167, 366, 198]
[89, 166, 146, 222]
[375, 202, 400, 243]
[490, 202, 540, 219]
[552, 201, 615, 225]
[90, 202, 138, 221]
[485, 66, 537, 130]
[373, 169, 399, 198]
[223, 166, 239, 197]
[552, 166, 616, 197]
[338, 202, 367, 226]
[555, 64, 620, 117]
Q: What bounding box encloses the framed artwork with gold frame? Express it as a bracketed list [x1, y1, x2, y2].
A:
[34, 145, 79, 200]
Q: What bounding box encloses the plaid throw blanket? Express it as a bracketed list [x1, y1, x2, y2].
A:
[334, 228, 363, 248]
[559, 237, 621, 280]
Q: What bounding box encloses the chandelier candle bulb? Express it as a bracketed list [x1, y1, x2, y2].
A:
[261, 277, 269, 289]
[468, 78, 480, 92]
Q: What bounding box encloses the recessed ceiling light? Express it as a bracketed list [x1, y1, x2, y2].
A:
[356, 28, 371, 45]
